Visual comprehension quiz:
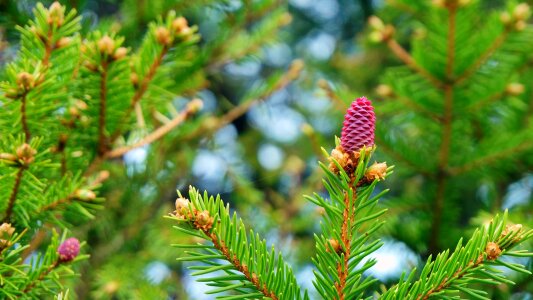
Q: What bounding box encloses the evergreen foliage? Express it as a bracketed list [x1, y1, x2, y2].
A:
[319, 0, 533, 264]
[171, 139, 532, 299]
[0, 1, 299, 297]
[1, 0, 532, 299]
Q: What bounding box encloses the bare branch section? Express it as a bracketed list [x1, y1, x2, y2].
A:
[105, 99, 203, 158]
[3, 168, 25, 223]
[109, 45, 169, 142]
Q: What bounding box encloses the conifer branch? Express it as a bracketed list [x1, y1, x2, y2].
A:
[38, 194, 75, 213]
[3, 167, 25, 223]
[374, 136, 433, 177]
[385, 39, 443, 89]
[206, 230, 279, 300]
[171, 187, 307, 300]
[110, 45, 169, 142]
[23, 260, 59, 293]
[448, 140, 533, 175]
[311, 143, 390, 300]
[455, 30, 509, 84]
[170, 188, 305, 299]
[105, 99, 202, 158]
[336, 188, 356, 300]
[467, 91, 504, 112]
[429, 4, 457, 254]
[381, 212, 532, 299]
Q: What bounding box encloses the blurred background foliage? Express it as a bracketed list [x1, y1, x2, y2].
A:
[0, 0, 531, 299]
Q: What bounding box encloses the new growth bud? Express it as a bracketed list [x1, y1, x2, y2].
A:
[485, 242, 501, 260]
[187, 99, 204, 114]
[194, 210, 214, 232]
[16, 72, 35, 90]
[113, 47, 128, 60]
[56, 37, 71, 49]
[47, 2, 65, 26]
[506, 83, 525, 96]
[365, 162, 388, 181]
[16, 143, 37, 165]
[367, 16, 394, 43]
[74, 189, 97, 201]
[172, 17, 189, 35]
[375, 84, 393, 97]
[341, 97, 375, 153]
[174, 197, 190, 218]
[513, 3, 531, 20]
[0, 223, 15, 248]
[57, 237, 80, 262]
[326, 238, 342, 254]
[155, 27, 172, 45]
[97, 36, 115, 55]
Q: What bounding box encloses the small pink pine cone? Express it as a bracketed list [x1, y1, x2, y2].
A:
[341, 97, 375, 152]
[57, 237, 80, 263]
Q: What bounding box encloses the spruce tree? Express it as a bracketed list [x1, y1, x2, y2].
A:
[0, 1, 299, 297]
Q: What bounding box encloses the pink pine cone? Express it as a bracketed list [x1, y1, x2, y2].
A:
[341, 97, 375, 152]
[57, 237, 80, 262]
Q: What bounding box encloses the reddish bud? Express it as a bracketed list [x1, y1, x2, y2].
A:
[341, 97, 375, 152]
[57, 238, 80, 262]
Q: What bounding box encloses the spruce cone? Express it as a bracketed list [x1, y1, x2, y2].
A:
[58, 238, 80, 262]
[341, 97, 375, 152]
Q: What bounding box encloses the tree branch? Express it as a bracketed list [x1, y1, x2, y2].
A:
[105, 100, 200, 158]
[455, 29, 509, 84]
[386, 39, 444, 89]
[22, 260, 60, 294]
[2, 167, 25, 223]
[335, 189, 355, 299]
[429, 4, 457, 254]
[109, 45, 169, 142]
[448, 141, 533, 175]
[207, 231, 279, 300]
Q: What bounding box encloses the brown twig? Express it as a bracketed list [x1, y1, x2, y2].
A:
[429, 4, 457, 254]
[109, 46, 169, 142]
[416, 247, 501, 300]
[184, 60, 303, 142]
[335, 189, 355, 299]
[206, 230, 279, 300]
[38, 194, 75, 213]
[386, 39, 443, 89]
[105, 103, 196, 158]
[42, 28, 53, 68]
[22, 260, 60, 293]
[3, 167, 25, 223]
